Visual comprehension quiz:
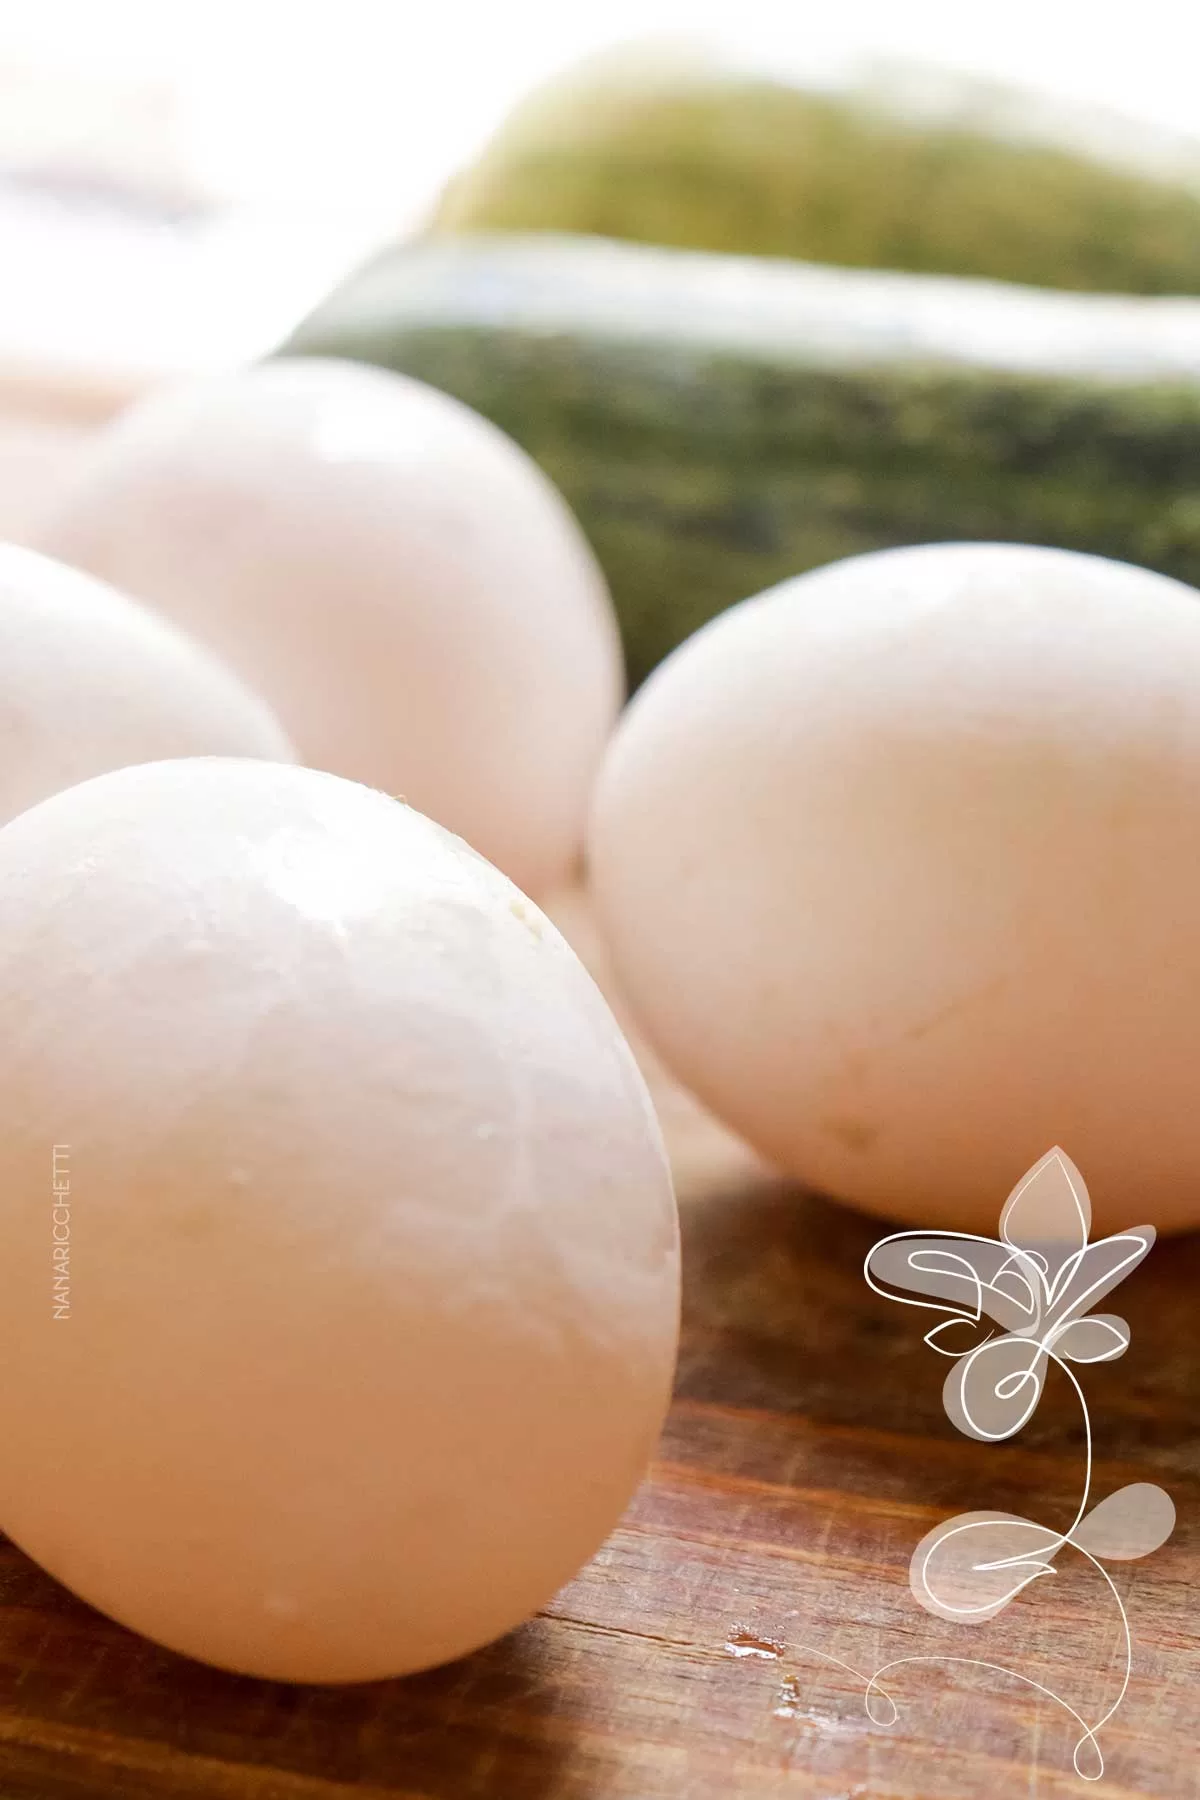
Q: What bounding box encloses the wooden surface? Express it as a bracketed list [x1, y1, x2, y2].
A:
[0, 403, 1196, 1799]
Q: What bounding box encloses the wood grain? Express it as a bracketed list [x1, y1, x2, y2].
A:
[0, 408, 1195, 1798]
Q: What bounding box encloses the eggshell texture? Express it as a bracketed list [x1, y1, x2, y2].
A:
[0, 759, 679, 1682]
[40, 358, 623, 895]
[588, 541, 1200, 1236]
[0, 542, 292, 825]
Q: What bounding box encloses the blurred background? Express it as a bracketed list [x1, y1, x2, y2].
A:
[3, 0, 1200, 392]
[6, 0, 1200, 625]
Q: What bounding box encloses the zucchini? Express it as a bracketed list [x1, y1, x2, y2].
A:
[431, 57, 1200, 297]
[283, 233, 1200, 685]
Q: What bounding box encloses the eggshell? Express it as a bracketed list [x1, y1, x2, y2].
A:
[40, 358, 623, 895]
[588, 541, 1200, 1236]
[0, 542, 291, 825]
[0, 758, 679, 1682]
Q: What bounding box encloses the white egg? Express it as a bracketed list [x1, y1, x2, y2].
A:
[40, 358, 623, 895]
[0, 758, 679, 1681]
[0, 542, 291, 825]
[589, 541, 1200, 1236]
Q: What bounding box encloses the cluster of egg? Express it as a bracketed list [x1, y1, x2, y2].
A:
[4, 353, 1199, 1686]
[0, 361, 673, 1686]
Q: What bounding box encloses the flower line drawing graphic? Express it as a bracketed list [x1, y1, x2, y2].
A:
[794, 1147, 1174, 1782]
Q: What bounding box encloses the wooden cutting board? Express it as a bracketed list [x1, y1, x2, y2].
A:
[0, 396, 1195, 1799]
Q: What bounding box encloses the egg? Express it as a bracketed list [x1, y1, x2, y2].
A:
[40, 357, 623, 896]
[0, 542, 291, 826]
[588, 541, 1200, 1236]
[0, 758, 679, 1682]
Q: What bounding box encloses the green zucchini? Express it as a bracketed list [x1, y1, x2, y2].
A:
[431, 57, 1200, 297]
[283, 233, 1200, 685]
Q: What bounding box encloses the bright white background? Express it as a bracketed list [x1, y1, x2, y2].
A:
[2, 0, 1200, 387]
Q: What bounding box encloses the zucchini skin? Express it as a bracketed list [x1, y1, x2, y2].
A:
[283, 235, 1200, 686]
[432, 67, 1200, 297]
